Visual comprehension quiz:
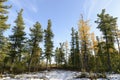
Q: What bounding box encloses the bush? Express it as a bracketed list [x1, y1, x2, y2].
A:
[96, 73, 107, 78]
[13, 62, 26, 73]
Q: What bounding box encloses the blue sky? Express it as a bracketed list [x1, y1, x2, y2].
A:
[5, 0, 120, 47]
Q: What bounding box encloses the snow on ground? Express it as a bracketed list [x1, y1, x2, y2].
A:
[0, 69, 120, 80]
[107, 74, 120, 80]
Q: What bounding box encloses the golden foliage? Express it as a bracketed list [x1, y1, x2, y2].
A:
[78, 17, 90, 42]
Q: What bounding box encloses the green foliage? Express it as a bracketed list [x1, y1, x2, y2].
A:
[74, 31, 81, 69]
[88, 54, 95, 72]
[9, 9, 26, 72]
[68, 28, 81, 70]
[28, 21, 43, 71]
[96, 41, 108, 72]
[96, 73, 107, 78]
[0, 37, 10, 62]
[95, 9, 118, 71]
[55, 47, 60, 66]
[111, 53, 120, 73]
[0, 37, 10, 73]
[59, 43, 65, 65]
[29, 22, 43, 43]
[0, 0, 11, 30]
[13, 62, 26, 73]
[44, 19, 54, 69]
[69, 27, 75, 67]
[55, 43, 65, 67]
[0, 0, 11, 73]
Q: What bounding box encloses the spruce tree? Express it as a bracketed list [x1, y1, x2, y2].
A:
[69, 27, 75, 68]
[9, 9, 26, 71]
[74, 31, 81, 69]
[29, 21, 43, 72]
[44, 19, 54, 69]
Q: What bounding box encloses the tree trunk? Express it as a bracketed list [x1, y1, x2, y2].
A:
[105, 30, 111, 71]
[46, 58, 48, 70]
[83, 41, 88, 71]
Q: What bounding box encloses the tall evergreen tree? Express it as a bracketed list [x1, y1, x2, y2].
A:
[44, 19, 54, 69]
[9, 9, 26, 71]
[74, 31, 81, 69]
[0, 0, 11, 71]
[69, 27, 75, 68]
[28, 21, 43, 72]
[0, 0, 11, 32]
[69, 28, 81, 69]
[95, 9, 117, 71]
[0, 37, 10, 73]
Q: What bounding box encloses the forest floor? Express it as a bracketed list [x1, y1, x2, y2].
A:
[0, 69, 120, 80]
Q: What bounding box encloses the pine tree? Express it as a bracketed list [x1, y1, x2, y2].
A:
[95, 9, 117, 71]
[29, 21, 43, 72]
[0, 0, 11, 51]
[44, 19, 54, 69]
[0, 37, 10, 73]
[0, 0, 11, 31]
[0, 0, 11, 72]
[9, 9, 26, 71]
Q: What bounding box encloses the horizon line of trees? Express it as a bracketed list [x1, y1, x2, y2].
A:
[0, 0, 120, 74]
